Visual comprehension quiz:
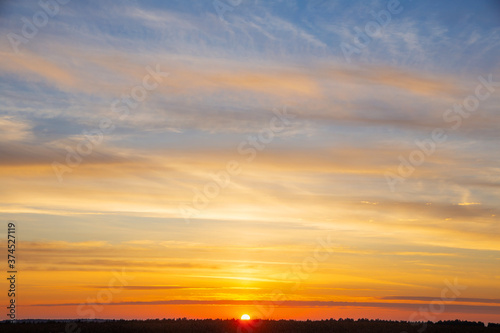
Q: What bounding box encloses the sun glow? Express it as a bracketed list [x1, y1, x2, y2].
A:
[241, 314, 251, 320]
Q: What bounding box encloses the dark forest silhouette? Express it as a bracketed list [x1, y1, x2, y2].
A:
[1, 318, 500, 333]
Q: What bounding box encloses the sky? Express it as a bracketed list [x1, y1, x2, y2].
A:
[1, 0, 500, 324]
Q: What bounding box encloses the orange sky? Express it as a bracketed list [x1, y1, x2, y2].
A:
[1, 0, 500, 324]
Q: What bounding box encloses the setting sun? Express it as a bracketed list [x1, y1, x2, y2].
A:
[241, 314, 251, 320]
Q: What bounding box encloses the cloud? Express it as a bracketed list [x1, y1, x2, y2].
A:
[0, 116, 33, 142]
[85, 285, 207, 290]
[0, 51, 78, 89]
[29, 299, 500, 315]
[381, 296, 500, 304]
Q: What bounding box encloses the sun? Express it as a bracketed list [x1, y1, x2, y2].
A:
[241, 314, 251, 320]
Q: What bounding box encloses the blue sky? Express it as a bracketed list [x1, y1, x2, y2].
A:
[1, 0, 500, 322]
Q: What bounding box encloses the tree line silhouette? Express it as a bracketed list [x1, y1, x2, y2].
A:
[1, 318, 499, 333]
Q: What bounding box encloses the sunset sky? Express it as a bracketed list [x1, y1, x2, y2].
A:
[1, 0, 500, 323]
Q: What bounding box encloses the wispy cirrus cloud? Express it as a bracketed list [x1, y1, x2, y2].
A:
[29, 299, 500, 315]
[380, 296, 500, 304]
[0, 116, 33, 141]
